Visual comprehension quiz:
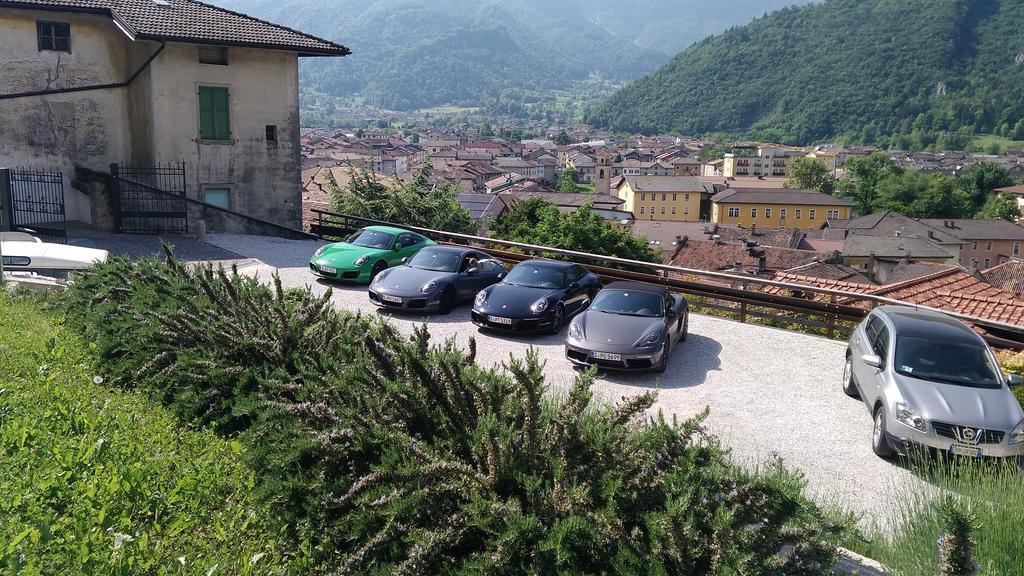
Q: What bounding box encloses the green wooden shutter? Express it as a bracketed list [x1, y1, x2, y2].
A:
[198, 86, 230, 140]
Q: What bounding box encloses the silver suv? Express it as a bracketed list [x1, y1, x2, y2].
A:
[843, 306, 1024, 460]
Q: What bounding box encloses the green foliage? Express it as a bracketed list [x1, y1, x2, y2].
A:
[330, 163, 476, 234]
[873, 171, 972, 219]
[839, 152, 903, 215]
[491, 198, 662, 264]
[556, 166, 585, 193]
[589, 0, 1024, 147]
[851, 457, 1021, 576]
[976, 193, 1022, 222]
[956, 163, 1015, 212]
[0, 294, 296, 575]
[785, 157, 835, 195]
[936, 497, 978, 576]
[62, 254, 847, 574]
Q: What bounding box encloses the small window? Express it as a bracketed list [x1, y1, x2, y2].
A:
[661, 193, 666, 201]
[661, 206, 666, 214]
[198, 86, 231, 140]
[685, 193, 690, 201]
[203, 187, 231, 209]
[765, 208, 772, 219]
[1013, 241, 1019, 257]
[265, 125, 278, 144]
[640, 207, 645, 214]
[2, 256, 31, 266]
[780, 209, 787, 219]
[972, 241, 978, 250]
[984, 258, 991, 268]
[809, 209, 817, 219]
[684, 207, 689, 215]
[728, 207, 740, 218]
[986, 241, 993, 252]
[672, 193, 677, 201]
[37, 21, 70, 53]
[751, 208, 757, 218]
[795, 209, 802, 219]
[640, 193, 645, 201]
[198, 46, 228, 65]
[671, 206, 677, 214]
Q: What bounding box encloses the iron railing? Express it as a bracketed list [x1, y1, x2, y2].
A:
[310, 208, 1024, 349]
[4, 167, 67, 243]
[111, 162, 187, 233]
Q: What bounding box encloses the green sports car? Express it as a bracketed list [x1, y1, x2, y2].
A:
[309, 225, 435, 283]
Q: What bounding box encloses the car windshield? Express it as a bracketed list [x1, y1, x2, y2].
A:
[591, 289, 664, 317]
[345, 229, 394, 249]
[408, 248, 460, 272]
[503, 263, 564, 289]
[894, 336, 1002, 388]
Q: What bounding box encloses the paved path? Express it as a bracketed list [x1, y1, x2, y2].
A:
[205, 233, 919, 530]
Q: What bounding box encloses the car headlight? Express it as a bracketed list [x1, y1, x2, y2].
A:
[420, 280, 437, 294]
[371, 269, 387, 286]
[314, 245, 327, 258]
[895, 401, 926, 432]
[474, 290, 487, 306]
[531, 299, 549, 314]
[1010, 420, 1024, 446]
[568, 320, 583, 340]
[354, 255, 370, 267]
[634, 329, 662, 348]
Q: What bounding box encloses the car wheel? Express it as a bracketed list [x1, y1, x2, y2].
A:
[654, 340, 670, 373]
[370, 260, 388, 281]
[872, 404, 895, 459]
[438, 287, 456, 315]
[549, 304, 565, 335]
[842, 354, 859, 398]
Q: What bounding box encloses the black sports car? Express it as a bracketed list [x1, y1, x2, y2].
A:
[565, 281, 688, 373]
[369, 245, 505, 313]
[471, 259, 601, 334]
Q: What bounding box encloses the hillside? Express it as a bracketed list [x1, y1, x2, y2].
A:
[588, 0, 1024, 147]
[211, 0, 810, 111]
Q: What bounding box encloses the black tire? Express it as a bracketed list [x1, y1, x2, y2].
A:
[438, 287, 456, 315]
[370, 260, 388, 281]
[872, 404, 895, 459]
[654, 340, 670, 373]
[679, 314, 689, 342]
[549, 304, 565, 335]
[842, 354, 859, 398]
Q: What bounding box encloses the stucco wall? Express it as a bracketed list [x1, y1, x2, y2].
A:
[0, 8, 303, 230]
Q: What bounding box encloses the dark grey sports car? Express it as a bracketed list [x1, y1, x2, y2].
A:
[368, 245, 505, 314]
[565, 281, 688, 372]
[471, 259, 601, 334]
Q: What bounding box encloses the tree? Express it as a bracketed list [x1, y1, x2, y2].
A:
[840, 152, 902, 215]
[873, 171, 972, 219]
[330, 162, 475, 233]
[977, 193, 1022, 222]
[492, 198, 661, 263]
[956, 163, 1014, 213]
[557, 166, 585, 193]
[785, 157, 835, 195]
[554, 130, 573, 145]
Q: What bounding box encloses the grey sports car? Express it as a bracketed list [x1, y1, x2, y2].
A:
[565, 281, 688, 372]
[844, 305, 1024, 460]
[368, 245, 505, 313]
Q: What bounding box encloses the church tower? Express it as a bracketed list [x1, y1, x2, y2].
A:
[594, 148, 612, 196]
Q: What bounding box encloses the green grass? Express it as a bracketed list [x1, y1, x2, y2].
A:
[847, 456, 1024, 576]
[969, 133, 1024, 153]
[0, 294, 300, 575]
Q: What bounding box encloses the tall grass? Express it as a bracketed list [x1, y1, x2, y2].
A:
[0, 293, 299, 574]
[852, 456, 1024, 576]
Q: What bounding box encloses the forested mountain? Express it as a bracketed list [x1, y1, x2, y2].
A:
[212, 0, 810, 111]
[588, 0, 1024, 147]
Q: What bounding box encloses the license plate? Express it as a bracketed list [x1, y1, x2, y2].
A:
[950, 444, 982, 458]
[380, 294, 402, 304]
[319, 266, 337, 274]
[488, 315, 512, 325]
[592, 352, 622, 361]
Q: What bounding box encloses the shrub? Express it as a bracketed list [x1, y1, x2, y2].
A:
[0, 294, 296, 574]
[63, 253, 846, 574]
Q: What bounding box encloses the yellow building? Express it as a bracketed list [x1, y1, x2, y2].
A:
[722, 143, 800, 178]
[615, 176, 708, 221]
[711, 188, 852, 228]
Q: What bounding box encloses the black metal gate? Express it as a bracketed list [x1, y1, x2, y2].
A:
[111, 162, 188, 233]
[3, 167, 67, 243]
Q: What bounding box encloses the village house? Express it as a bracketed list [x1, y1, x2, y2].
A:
[711, 188, 852, 229]
[921, 218, 1024, 269]
[614, 176, 710, 222]
[721, 143, 800, 178]
[0, 0, 348, 234]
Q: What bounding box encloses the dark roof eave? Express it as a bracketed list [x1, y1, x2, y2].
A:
[135, 33, 350, 56]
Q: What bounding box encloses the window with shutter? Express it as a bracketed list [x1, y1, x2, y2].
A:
[198, 86, 231, 140]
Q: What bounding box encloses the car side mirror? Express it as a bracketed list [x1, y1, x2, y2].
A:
[1008, 374, 1024, 387]
[400, 257, 408, 264]
[861, 354, 882, 369]
[466, 267, 479, 276]
[666, 307, 676, 318]
[393, 244, 401, 252]
[568, 281, 580, 292]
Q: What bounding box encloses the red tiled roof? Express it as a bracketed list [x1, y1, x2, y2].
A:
[2, 0, 349, 55]
[670, 240, 823, 273]
[982, 259, 1024, 295]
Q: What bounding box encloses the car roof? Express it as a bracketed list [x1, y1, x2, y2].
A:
[519, 259, 575, 269]
[418, 244, 476, 255]
[877, 305, 980, 343]
[603, 281, 668, 296]
[363, 225, 418, 236]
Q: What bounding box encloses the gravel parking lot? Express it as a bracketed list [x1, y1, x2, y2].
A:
[206, 233, 920, 528]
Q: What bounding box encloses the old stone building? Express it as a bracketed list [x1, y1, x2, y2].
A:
[0, 0, 348, 232]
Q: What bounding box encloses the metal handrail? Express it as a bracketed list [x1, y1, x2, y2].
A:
[310, 208, 1024, 338]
